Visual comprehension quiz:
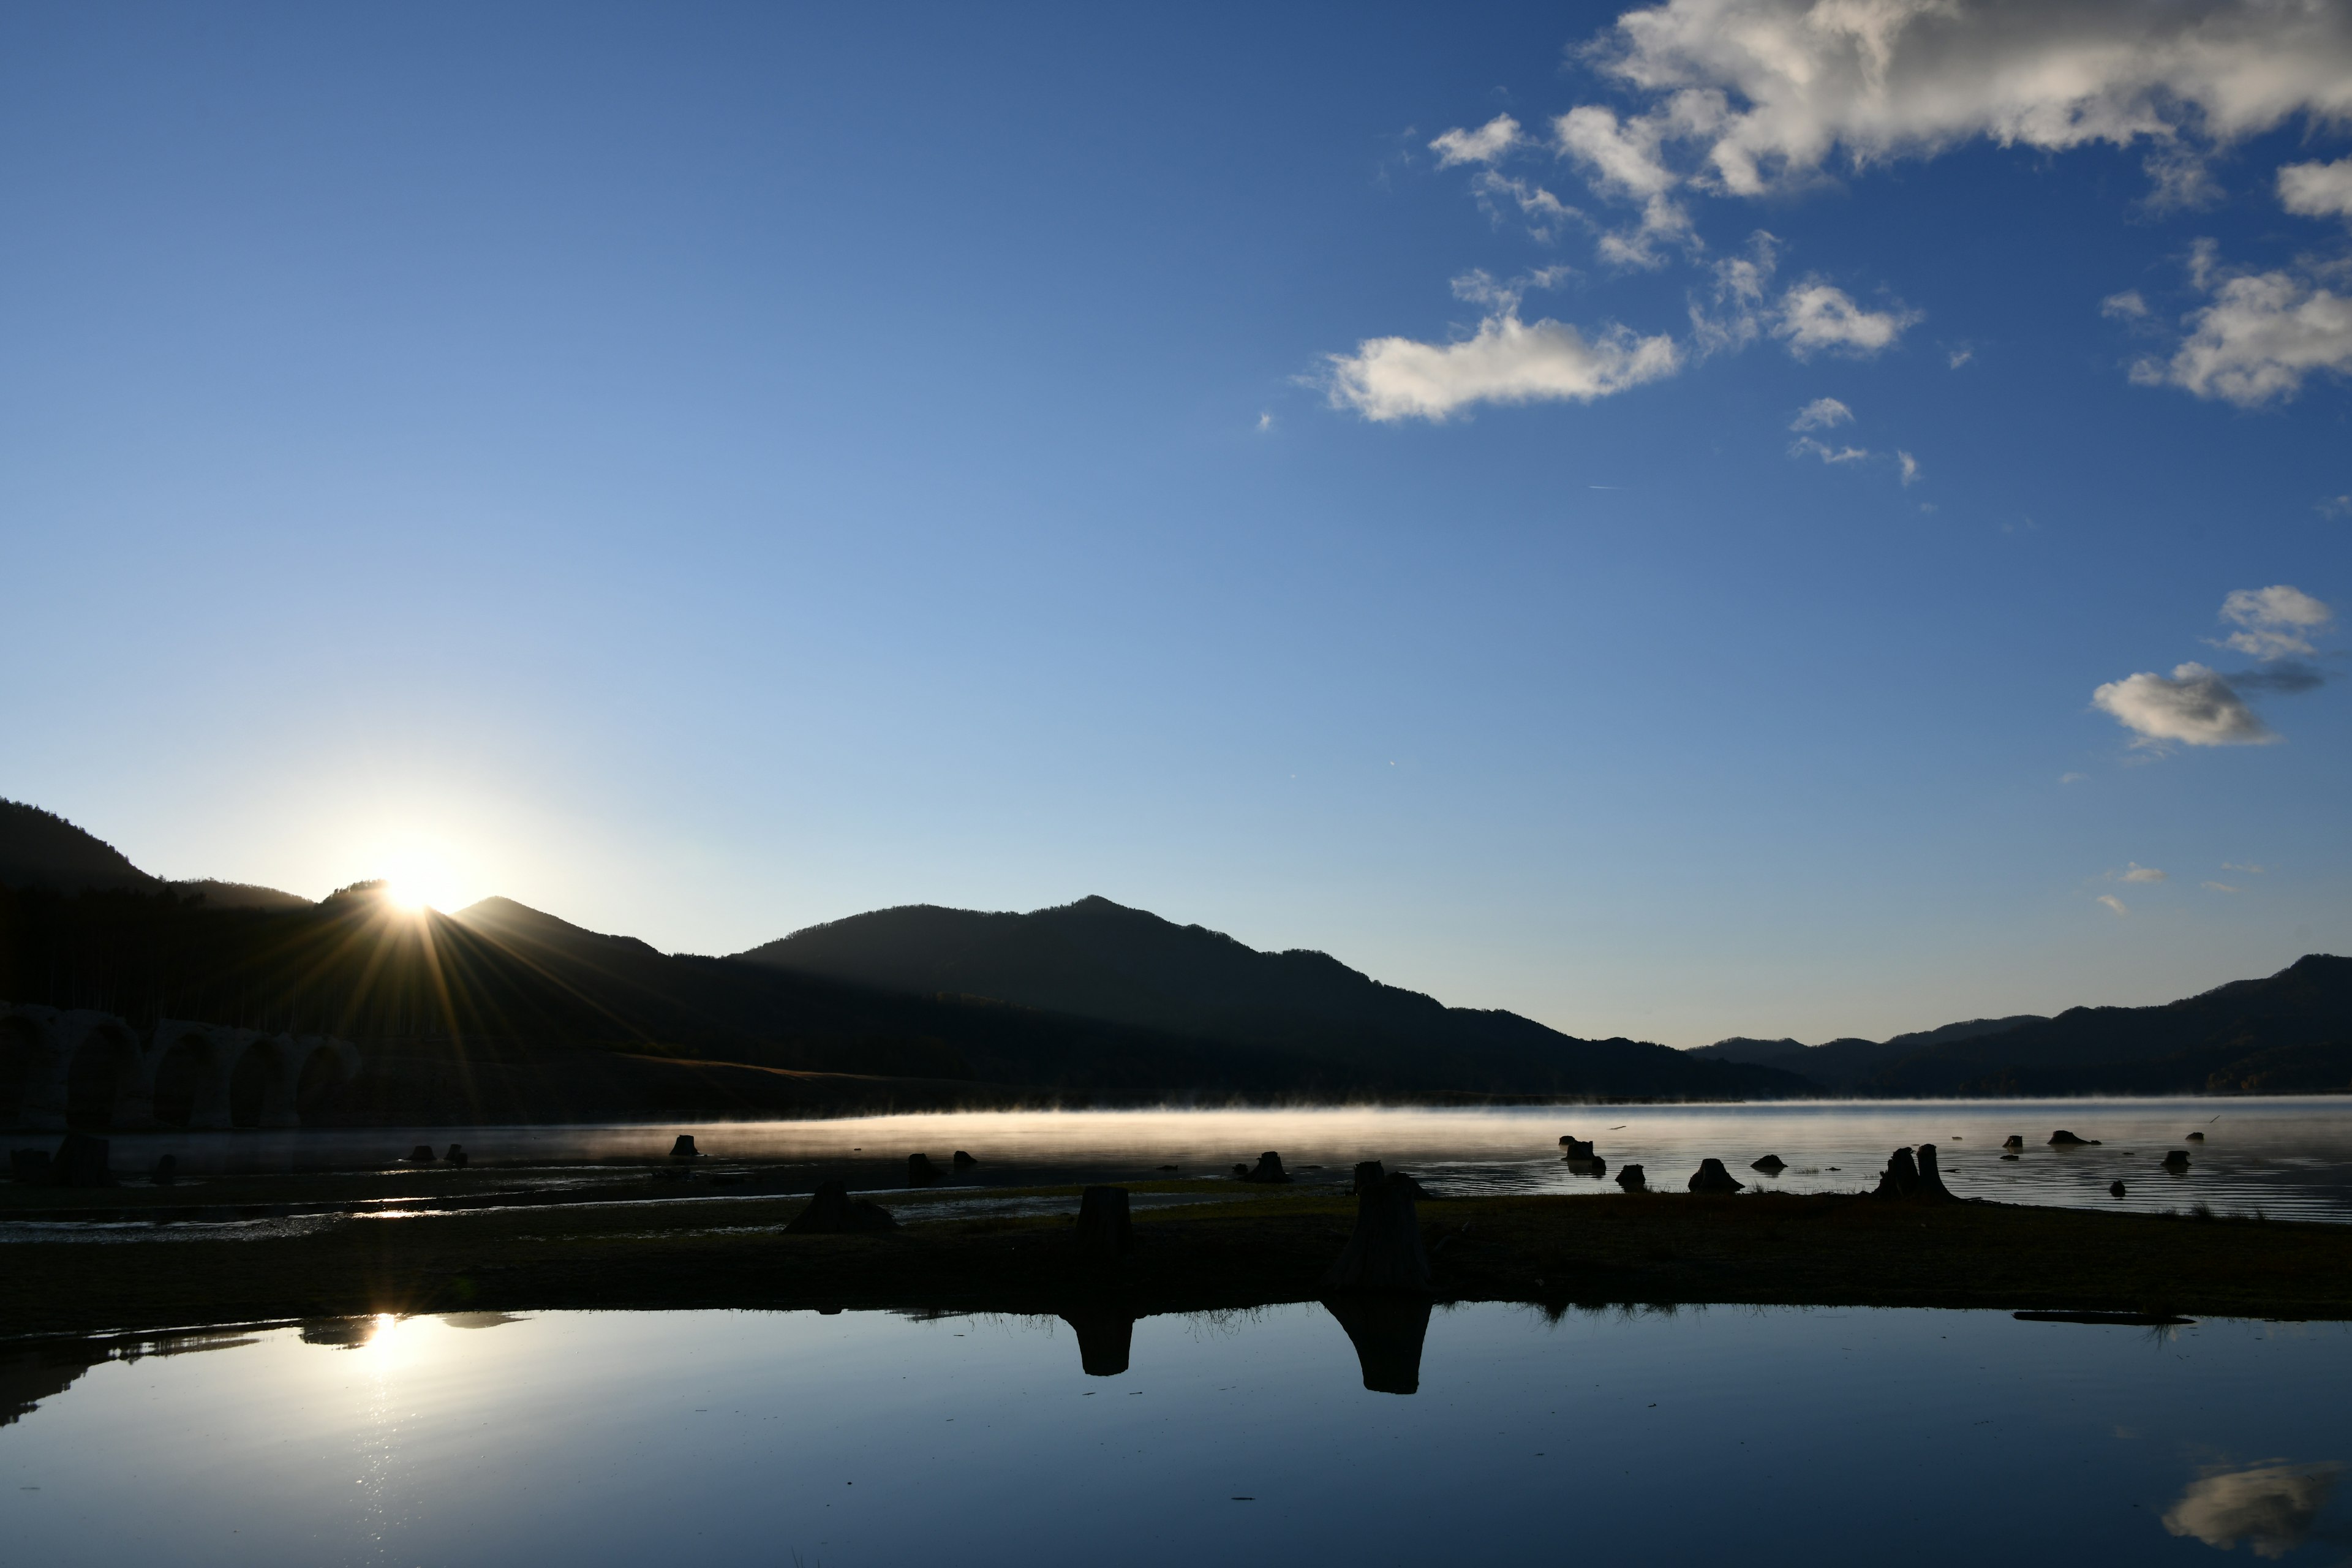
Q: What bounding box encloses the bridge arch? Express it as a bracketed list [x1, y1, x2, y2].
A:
[60, 1014, 151, 1132]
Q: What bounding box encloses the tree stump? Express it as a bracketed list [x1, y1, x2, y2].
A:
[1322, 1295, 1432, 1395]
[1615, 1163, 1646, 1190]
[1322, 1170, 1430, 1292]
[1558, 1136, 1596, 1159]
[1751, 1155, 1787, 1174]
[2048, 1130, 2098, 1147]
[1913, 1142, 1954, 1200]
[952, 1150, 978, 1168]
[1058, 1309, 1135, 1376]
[669, 1134, 700, 1159]
[2162, 1150, 2192, 1170]
[1687, 1158, 1744, 1194]
[1872, 1147, 1920, 1197]
[785, 1180, 899, 1234]
[150, 1153, 178, 1186]
[1240, 1152, 1289, 1184]
[907, 1153, 940, 1185]
[1074, 1185, 1132, 1260]
[409, 1144, 437, 1163]
[2001, 1135, 2024, 1149]
[445, 1144, 469, 1167]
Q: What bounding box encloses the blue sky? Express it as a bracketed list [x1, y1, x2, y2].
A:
[4, 1, 2348, 1046]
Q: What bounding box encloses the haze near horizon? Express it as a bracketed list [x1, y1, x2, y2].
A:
[4, 1, 2348, 1047]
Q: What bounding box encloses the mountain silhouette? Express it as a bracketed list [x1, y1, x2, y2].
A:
[736, 895, 1800, 1098]
[1689, 1017, 2045, 1091]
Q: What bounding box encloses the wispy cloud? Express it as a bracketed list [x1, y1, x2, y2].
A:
[1789, 436, 1868, 464]
[2097, 894, 2129, 916]
[2223, 861, 2267, 874]
[1773, 282, 1920, 359]
[2216, 584, 2333, 660]
[1430, 115, 1523, 168]
[2060, 771, 2088, 783]
[2130, 247, 2352, 407]
[1789, 397, 1852, 432]
[2121, 863, 2166, 883]
[1898, 450, 1920, 486]
[2202, 881, 2243, 893]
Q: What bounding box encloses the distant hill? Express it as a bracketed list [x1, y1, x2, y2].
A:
[734, 895, 1805, 1101]
[1691, 1017, 2043, 1091]
[0, 800, 309, 908]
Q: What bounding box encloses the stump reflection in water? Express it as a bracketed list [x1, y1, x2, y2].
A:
[1057, 1309, 1135, 1377]
[1321, 1295, 1433, 1395]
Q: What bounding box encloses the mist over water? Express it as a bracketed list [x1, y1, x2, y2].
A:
[64, 1096, 2352, 1221]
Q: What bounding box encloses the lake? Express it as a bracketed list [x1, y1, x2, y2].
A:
[65, 1095, 2352, 1222]
[4, 1302, 2346, 1566]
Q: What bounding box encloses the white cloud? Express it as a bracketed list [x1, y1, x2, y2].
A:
[1326, 309, 1682, 422]
[2203, 880, 2242, 892]
[1596, 194, 1701, 268]
[2163, 1462, 2342, 1559]
[2097, 894, 2128, 916]
[2278, 156, 2352, 219]
[1688, 232, 1779, 356]
[2122, 863, 2166, 883]
[2059, 771, 2087, 783]
[2101, 290, 2149, 320]
[1256, 411, 1274, 434]
[1948, 347, 1973, 368]
[2223, 860, 2267, 873]
[1579, 0, 2352, 199]
[1790, 435, 1868, 464]
[1790, 396, 1853, 431]
[1555, 105, 1681, 197]
[1773, 281, 1920, 358]
[2133, 257, 2352, 406]
[2322, 495, 2352, 519]
[1431, 115, 1524, 168]
[2217, 584, 2332, 659]
[1898, 450, 1920, 485]
[1471, 172, 1582, 240]
[2092, 662, 2276, 747]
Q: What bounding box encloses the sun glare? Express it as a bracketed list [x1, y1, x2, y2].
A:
[375, 844, 470, 914]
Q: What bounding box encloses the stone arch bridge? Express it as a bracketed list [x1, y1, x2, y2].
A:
[0, 1004, 360, 1131]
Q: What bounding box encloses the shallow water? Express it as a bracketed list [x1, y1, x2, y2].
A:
[3, 1303, 2346, 1565]
[58, 1097, 2352, 1221]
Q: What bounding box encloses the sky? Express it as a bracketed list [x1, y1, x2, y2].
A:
[3, 0, 2348, 1047]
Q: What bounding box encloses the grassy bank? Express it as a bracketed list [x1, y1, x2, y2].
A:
[7, 1173, 2351, 1340]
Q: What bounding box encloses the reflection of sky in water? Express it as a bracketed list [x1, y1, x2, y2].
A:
[3, 1306, 2346, 1564]
[74, 1096, 2352, 1220]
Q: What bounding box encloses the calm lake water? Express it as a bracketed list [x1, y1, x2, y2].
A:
[3, 1304, 2346, 1566]
[68, 1096, 2352, 1221]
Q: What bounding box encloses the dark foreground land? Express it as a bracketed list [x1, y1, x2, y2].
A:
[7, 1169, 2352, 1340]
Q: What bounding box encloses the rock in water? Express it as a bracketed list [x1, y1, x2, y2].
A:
[2162, 1150, 2191, 1170]
[53, 1133, 113, 1189]
[1058, 1310, 1135, 1377]
[1687, 1158, 1744, 1195]
[1751, 1155, 1787, 1174]
[951, 1150, 978, 1168]
[1074, 1185, 1133, 1259]
[907, 1153, 940, 1185]
[445, 1144, 468, 1167]
[668, 1135, 699, 1159]
[1913, 1142, 1954, 1201]
[784, 1180, 899, 1234]
[1615, 1163, 1646, 1190]
[409, 1145, 437, 1163]
[2048, 1130, 2099, 1147]
[1558, 1136, 1596, 1159]
[1322, 1170, 1430, 1292]
[1240, 1152, 1290, 1185]
[2001, 1135, 2024, 1150]
[2186, 1131, 2206, 1142]
[1321, 1294, 1432, 1396]
[1872, 1147, 1921, 1199]
[2109, 1180, 2127, 1197]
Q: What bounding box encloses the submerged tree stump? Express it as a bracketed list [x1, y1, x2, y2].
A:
[1751, 1155, 1787, 1174]
[1240, 1152, 1290, 1184]
[784, 1180, 899, 1234]
[1687, 1158, 1744, 1195]
[1074, 1185, 1133, 1260]
[1914, 1142, 1954, 1200]
[668, 1135, 699, 1159]
[1615, 1163, 1646, 1190]
[1322, 1169, 1430, 1293]
[907, 1153, 940, 1185]
[1872, 1146, 1921, 1197]
[952, 1150, 979, 1168]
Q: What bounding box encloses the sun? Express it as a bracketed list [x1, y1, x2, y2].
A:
[378, 845, 469, 914]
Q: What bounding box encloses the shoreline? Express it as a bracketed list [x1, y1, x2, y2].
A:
[7, 1180, 2351, 1343]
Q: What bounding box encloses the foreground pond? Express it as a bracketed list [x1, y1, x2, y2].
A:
[3, 1303, 2345, 1565]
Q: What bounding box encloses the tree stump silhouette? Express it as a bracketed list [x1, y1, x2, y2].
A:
[1240, 1152, 1289, 1184]
[1687, 1158, 1744, 1194]
[1872, 1146, 1921, 1197]
[1751, 1155, 1787, 1174]
[668, 1134, 699, 1159]
[907, 1153, 940, 1185]
[785, 1180, 899, 1234]
[1322, 1169, 1429, 1293]
[1914, 1142, 1954, 1200]
[1074, 1185, 1132, 1260]
[1615, 1163, 1646, 1190]
[952, 1150, 978, 1168]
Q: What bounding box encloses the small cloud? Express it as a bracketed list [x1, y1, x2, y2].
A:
[1325, 309, 1681, 423]
[2217, 585, 2332, 660]
[2097, 894, 2129, 916]
[2101, 290, 2150, 320]
[1774, 282, 1921, 359]
[1790, 397, 1853, 432]
[2321, 495, 2351, 519]
[2059, 772, 2088, 783]
[2202, 881, 2242, 893]
[1255, 411, 1274, 434]
[2122, 863, 2167, 883]
[2223, 861, 2267, 874]
[2092, 663, 2276, 747]
[1789, 436, 1869, 464]
[1430, 115, 1522, 168]
[2277, 156, 2352, 220]
[1948, 347, 1973, 369]
[1898, 450, 1920, 486]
